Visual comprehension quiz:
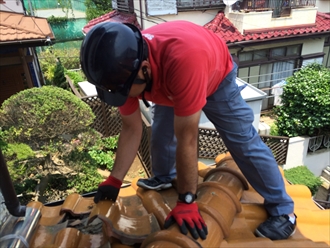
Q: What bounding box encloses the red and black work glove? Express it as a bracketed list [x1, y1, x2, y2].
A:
[164, 202, 208, 240]
[94, 175, 122, 203]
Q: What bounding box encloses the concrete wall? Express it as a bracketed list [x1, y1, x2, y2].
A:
[228, 7, 317, 33]
[135, 0, 222, 29]
[316, 0, 330, 13]
[0, 0, 24, 13]
[284, 136, 330, 176]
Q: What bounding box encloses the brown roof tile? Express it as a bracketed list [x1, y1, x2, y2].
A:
[1, 153, 329, 247]
[0, 11, 55, 45]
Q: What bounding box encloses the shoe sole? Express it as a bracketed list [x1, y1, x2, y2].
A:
[136, 181, 172, 190]
[255, 228, 296, 240]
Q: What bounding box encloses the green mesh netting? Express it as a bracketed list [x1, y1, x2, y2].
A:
[51, 18, 87, 41]
[30, 0, 86, 11]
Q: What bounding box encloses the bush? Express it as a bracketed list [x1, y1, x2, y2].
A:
[0, 86, 95, 142]
[38, 47, 81, 83]
[85, 0, 112, 21]
[274, 63, 330, 137]
[65, 70, 86, 88]
[284, 166, 322, 195]
[53, 59, 68, 89]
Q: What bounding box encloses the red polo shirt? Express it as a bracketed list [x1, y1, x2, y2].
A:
[119, 20, 233, 117]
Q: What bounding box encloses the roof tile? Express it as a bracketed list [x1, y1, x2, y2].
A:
[1, 153, 329, 247]
[204, 12, 330, 43]
[82, 10, 141, 34]
[0, 11, 54, 43]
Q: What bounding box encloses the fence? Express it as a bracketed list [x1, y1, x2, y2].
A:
[29, 0, 86, 11]
[78, 94, 289, 177]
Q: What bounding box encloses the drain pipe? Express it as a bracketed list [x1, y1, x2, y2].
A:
[0, 149, 26, 217]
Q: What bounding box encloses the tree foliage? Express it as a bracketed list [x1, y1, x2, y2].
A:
[274, 63, 330, 137]
[0, 86, 95, 143]
[53, 58, 68, 89]
[38, 47, 81, 84]
[85, 0, 112, 21]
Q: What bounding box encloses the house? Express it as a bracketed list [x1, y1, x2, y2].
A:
[83, 0, 330, 111]
[0, 0, 55, 105]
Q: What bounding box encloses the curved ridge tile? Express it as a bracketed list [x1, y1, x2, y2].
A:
[27, 201, 65, 226]
[136, 188, 171, 229]
[90, 194, 160, 245]
[60, 193, 95, 216]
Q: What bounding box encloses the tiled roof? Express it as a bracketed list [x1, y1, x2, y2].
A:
[81, 11, 330, 44]
[82, 10, 141, 34]
[204, 12, 330, 44]
[0, 11, 55, 45]
[1, 153, 329, 247]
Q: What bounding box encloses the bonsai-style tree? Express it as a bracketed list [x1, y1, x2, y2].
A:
[0, 86, 98, 203]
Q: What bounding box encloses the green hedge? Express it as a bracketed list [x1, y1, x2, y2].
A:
[284, 166, 322, 195]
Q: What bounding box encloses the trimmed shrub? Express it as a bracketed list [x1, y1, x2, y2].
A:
[0, 86, 95, 142]
[284, 166, 322, 195]
[274, 63, 330, 137]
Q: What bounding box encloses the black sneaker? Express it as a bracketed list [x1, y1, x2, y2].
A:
[255, 214, 296, 240]
[137, 177, 172, 190]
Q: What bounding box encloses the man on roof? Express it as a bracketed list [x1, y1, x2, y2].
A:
[80, 20, 296, 241]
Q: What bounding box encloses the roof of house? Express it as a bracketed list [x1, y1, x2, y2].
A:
[82, 10, 330, 46]
[1, 153, 329, 247]
[82, 10, 141, 34]
[0, 11, 55, 46]
[204, 12, 330, 44]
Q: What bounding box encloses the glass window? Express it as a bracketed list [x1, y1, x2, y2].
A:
[271, 47, 285, 57]
[254, 50, 267, 60]
[287, 45, 300, 56]
[239, 52, 253, 62]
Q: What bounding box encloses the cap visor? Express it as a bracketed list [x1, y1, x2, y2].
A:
[96, 87, 128, 107]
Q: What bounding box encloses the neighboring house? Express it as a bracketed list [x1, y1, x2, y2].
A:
[0, 1, 55, 105]
[83, 0, 330, 111]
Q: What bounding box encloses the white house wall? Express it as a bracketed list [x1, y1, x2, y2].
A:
[285, 136, 330, 176]
[228, 8, 317, 34]
[135, 0, 220, 29]
[301, 37, 326, 55]
[316, 0, 330, 13]
[0, 0, 24, 13]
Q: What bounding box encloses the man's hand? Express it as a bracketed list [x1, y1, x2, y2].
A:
[94, 176, 122, 203]
[164, 202, 208, 240]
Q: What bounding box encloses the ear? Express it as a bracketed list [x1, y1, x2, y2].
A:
[140, 60, 151, 80]
[141, 60, 150, 69]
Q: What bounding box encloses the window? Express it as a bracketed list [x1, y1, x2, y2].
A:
[177, 0, 225, 11]
[238, 44, 302, 110]
[112, 0, 134, 13]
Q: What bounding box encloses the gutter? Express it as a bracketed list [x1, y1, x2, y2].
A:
[0, 37, 55, 47]
[0, 149, 26, 217]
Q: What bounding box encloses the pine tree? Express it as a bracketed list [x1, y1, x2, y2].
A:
[53, 58, 67, 89]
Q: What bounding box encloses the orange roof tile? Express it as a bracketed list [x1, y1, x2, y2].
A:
[1, 153, 329, 247]
[0, 11, 55, 45]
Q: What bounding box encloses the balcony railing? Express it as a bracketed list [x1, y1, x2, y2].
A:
[177, 0, 225, 11]
[308, 135, 330, 153]
[233, 0, 316, 17]
[112, 0, 134, 13]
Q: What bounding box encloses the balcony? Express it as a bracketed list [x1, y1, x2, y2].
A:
[232, 0, 316, 18]
[177, 0, 225, 11]
[227, 0, 317, 33]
